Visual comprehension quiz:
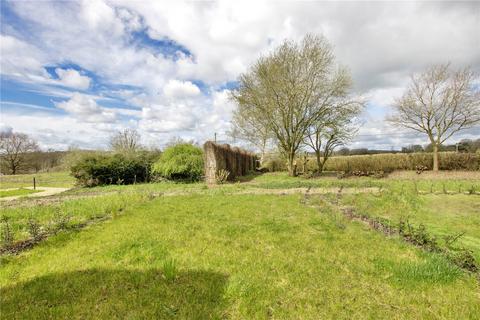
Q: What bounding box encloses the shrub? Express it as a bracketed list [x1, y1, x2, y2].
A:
[152, 143, 203, 181]
[71, 152, 156, 187]
[0, 216, 13, 246]
[215, 169, 230, 184]
[27, 216, 42, 241]
[261, 154, 287, 172]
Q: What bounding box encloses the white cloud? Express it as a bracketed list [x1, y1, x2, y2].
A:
[163, 80, 200, 99]
[55, 93, 116, 123]
[55, 68, 91, 90]
[1, 1, 479, 149]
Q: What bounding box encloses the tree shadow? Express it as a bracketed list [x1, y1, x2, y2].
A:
[1, 269, 229, 319]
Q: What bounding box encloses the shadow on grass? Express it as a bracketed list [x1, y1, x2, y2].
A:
[1, 269, 228, 319]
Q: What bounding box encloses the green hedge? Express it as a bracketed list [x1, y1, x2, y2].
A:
[71, 152, 158, 187]
[262, 152, 479, 172]
[152, 143, 204, 181]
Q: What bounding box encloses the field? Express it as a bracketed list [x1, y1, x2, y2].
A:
[1, 171, 479, 319]
[0, 171, 75, 189]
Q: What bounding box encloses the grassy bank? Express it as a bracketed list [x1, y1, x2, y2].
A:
[2, 194, 479, 319]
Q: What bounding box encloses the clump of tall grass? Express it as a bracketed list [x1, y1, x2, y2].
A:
[163, 258, 177, 281]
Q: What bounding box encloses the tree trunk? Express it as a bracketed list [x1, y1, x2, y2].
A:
[10, 161, 17, 175]
[432, 144, 439, 171]
[318, 160, 325, 173]
[315, 150, 322, 173]
[287, 153, 296, 177]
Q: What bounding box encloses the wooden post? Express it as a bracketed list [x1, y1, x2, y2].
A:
[33, 177, 36, 190]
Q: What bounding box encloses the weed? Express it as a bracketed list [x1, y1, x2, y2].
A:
[0, 216, 14, 246]
[52, 209, 71, 231]
[27, 216, 42, 241]
[446, 249, 478, 272]
[163, 258, 177, 281]
[215, 169, 230, 184]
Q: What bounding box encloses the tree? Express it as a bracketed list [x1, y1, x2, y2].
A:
[231, 34, 352, 176]
[390, 64, 480, 171]
[109, 129, 141, 153]
[304, 92, 363, 173]
[0, 132, 39, 174]
[229, 106, 272, 163]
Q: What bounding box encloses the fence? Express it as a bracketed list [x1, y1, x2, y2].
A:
[204, 141, 257, 184]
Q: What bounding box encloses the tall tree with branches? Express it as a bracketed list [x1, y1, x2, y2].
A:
[231, 34, 354, 176]
[390, 64, 480, 171]
[0, 132, 39, 174]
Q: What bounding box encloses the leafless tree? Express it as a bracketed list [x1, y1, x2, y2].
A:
[231, 34, 354, 176]
[305, 101, 363, 173]
[0, 132, 39, 175]
[109, 128, 141, 153]
[390, 64, 480, 171]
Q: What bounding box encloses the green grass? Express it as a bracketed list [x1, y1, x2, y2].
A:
[1, 172, 480, 318]
[0, 188, 40, 198]
[1, 193, 479, 318]
[341, 190, 480, 261]
[0, 171, 75, 189]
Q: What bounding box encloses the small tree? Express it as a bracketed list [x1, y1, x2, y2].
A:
[304, 69, 363, 173]
[0, 132, 39, 174]
[390, 64, 480, 171]
[109, 129, 141, 153]
[232, 34, 352, 176]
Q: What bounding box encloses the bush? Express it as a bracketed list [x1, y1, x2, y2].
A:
[71, 152, 157, 187]
[152, 143, 203, 181]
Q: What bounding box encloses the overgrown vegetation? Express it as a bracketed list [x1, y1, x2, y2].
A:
[70, 152, 158, 187]
[152, 143, 204, 181]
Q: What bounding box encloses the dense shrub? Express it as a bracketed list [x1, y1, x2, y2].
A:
[261, 154, 287, 172]
[152, 143, 204, 181]
[71, 152, 157, 187]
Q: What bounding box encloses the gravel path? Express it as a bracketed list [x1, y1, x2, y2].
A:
[0, 187, 70, 201]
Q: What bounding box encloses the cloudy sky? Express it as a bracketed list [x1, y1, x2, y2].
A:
[1, 0, 479, 151]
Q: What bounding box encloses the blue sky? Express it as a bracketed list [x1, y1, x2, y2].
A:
[1, 1, 479, 150]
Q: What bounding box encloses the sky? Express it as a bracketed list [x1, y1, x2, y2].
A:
[0, 0, 479, 151]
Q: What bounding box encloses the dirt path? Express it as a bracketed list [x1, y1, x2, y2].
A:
[237, 187, 381, 195]
[0, 187, 70, 202]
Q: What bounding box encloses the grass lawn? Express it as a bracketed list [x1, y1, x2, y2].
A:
[0, 188, 41, 198]
[1, 172, 479, 319]
[341, 191, 480, 261]
[0, 171, 75, 189]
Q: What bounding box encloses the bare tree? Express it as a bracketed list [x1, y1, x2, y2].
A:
[109, 128, 141, 153]
[231, 34, 353, 176]
[305, 101, 362, 173]
[390, 64, 480, 171]
[0, 132, 39, 174]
